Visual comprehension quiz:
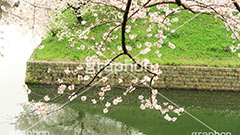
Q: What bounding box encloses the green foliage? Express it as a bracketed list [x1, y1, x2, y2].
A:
[33, 6, 240, 67]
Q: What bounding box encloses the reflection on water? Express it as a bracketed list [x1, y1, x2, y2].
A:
[15, 104, 144, 135]
[23, 84, 240, 134]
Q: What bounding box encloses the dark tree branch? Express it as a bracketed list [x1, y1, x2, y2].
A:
[128, 0, 152, 19]
[67, 2, 83, 23]
[144, 0, 175, 8]
[126, 52, 157, 76]
[121, 0, 133, 54]
[176, 0, 194, 12]
[162, 8, 183, 23]
[101, 24, 121, 48]
[232, 0, 240, 12]
[176, 0, 182, 6]
[70, 52, 125, 99]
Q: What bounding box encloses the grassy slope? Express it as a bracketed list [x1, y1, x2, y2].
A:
[33, 6, 240, 67]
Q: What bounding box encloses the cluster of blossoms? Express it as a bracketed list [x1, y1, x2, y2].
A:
[102, 96, 123, 113]
[18, 101, 59, 117]
[168, 42, 175, 49]
[58, 84, 67, 94]
[151, 63, 163, 76]
[64, 64, 85, 75]
[85, 55, 102, 69]
[138, 89, 184, 122]
[56, 63, 99, 98]
[85, 84, 123, 114]
[29, 102, 51, 115]
[123, 85, 136, 95]
[1, 0, 240, 54]
[40, 0, 183, 62]
[22, 84, 31, 95]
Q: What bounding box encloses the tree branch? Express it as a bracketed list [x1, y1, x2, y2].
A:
[121, 0, 133, 54]
[70, 52, 125, 99]
[144, 0, 175, 8]
[232, 0, 240, 12]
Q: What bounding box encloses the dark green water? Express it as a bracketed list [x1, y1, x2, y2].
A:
[28, 84, 240, 110]
[21, 84, 240, 135]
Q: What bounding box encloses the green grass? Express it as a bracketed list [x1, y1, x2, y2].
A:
[33, 5, 240, 67]
[26, 84, 240, 135]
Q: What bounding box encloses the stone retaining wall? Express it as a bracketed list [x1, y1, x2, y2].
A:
[25, 60, 240, 91]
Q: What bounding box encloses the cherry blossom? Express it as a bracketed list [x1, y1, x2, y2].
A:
[6, 0, 240, 123]
[81, 96, 87, 101]
[103, 108, 108, 113]
[44, 95, 50, 102]
[68, 84, 75, 91]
